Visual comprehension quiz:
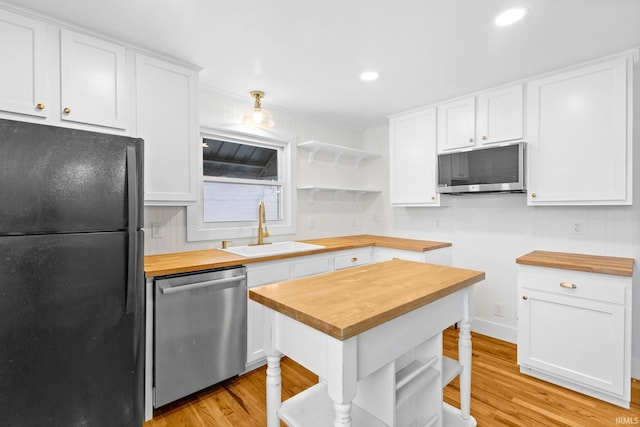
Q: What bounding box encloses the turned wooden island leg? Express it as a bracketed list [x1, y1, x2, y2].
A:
[458, 288, 472, 419]
[266, 355, 282, 427]
[327, 336, 358, 427]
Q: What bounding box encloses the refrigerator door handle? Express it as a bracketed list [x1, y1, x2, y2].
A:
[125, 146, 138, 314]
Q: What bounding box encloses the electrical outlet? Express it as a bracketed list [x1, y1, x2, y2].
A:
[435, 219, 440, 229]
[493, 303, 505, 317]
[571, 221, 584, 235]
[308, 218, 315, 230]
[151, 222, 163, 238]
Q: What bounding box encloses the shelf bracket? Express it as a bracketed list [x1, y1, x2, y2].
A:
[332, 153, 344, 167]
[306, 188, 321, 204]
[307, 148, 320, 164]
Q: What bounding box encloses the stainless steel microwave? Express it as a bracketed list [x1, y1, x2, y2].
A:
[437, 142, 525, 194]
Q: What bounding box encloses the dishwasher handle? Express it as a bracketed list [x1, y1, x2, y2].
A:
[159, 275, 246, 295]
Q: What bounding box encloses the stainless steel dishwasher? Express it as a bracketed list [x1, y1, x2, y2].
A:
[154, 266, 247, 407]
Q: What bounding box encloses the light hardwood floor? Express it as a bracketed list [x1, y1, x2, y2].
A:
[145, 328, 640, 426]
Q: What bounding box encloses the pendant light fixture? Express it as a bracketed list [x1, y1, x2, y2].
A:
[242, 90, 275, 129]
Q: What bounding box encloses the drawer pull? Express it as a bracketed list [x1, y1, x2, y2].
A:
[560, 281, 577, 289]
[522, 296, 528, 300]
[351, 257, 358, 262]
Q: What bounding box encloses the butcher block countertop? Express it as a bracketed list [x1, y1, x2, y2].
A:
[249, 258, 485, 340]
[144, 234, 451, 277]
[516, 250, 634, 277]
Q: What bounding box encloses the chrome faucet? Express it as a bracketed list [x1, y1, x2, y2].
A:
[253, 200, 270, 246]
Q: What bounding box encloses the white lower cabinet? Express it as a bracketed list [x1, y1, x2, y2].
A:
[246, 254, 333, 368]
[245, 261, 290, 367]
[517, 264, 632, 407]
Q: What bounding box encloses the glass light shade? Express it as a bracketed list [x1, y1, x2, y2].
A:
[495, 8, 527, 26]
[242, 108, 275, 128]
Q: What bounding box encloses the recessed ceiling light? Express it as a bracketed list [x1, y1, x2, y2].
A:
[495, 7, 528, 26]
[360, 71, 379, 82]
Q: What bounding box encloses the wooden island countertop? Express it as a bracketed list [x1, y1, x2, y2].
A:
[249, 258, 485, 340]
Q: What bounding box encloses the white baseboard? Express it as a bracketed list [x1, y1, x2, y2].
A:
[471, 317, 517, 344]
[633, 356, 640, 379]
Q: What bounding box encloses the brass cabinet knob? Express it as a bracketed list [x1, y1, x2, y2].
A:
[468, 137, 474, 143]
[36, 103, 45, 110]
[522, 296, 528, 300]
[351, 257, 358, 262]
[431, 196, 436, 200]
[63, 107, 71, 114]
[482, 135, 487, 140]
[531, 193, 537, 198]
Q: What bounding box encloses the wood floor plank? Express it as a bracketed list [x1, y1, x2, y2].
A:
[145, 328, 640, 426]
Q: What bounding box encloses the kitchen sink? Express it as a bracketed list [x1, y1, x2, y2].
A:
[222, 241, 325, 258]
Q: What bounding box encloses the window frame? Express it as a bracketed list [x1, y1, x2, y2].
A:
[186, 127, 296, 242]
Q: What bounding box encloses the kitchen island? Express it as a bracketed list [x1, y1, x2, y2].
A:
[250, 259, 485, 427]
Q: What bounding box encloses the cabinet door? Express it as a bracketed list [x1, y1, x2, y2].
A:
[476, 84, 523, 145]
[526, 56, 630, 205]
[136, 54, 199, 204]
[437, 97, 475, 151]
[60, 29, 127, 129]
[389, 107, 439, 206]
[518, 288, 625, 396]
[0, 9, 47, 118]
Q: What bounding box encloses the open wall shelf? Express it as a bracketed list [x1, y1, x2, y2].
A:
[298, 140, 379, 167]
[298, 186, 381, 203]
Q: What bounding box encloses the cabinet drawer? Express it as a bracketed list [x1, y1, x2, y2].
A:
[518, 265, 628, 305]
[333, 249, 371, 270]
[246, 262, 290, 288]
[291, 256, 330, 279]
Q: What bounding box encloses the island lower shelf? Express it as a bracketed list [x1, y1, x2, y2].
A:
[279, 383, 387, 427]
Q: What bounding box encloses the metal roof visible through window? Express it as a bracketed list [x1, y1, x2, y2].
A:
[202, 138, 277, 181]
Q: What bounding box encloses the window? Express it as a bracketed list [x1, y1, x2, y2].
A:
[187, 128, 295, 241]
[202, 139, 281, 222]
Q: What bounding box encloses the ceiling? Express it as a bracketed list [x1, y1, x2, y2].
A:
[5, 0, 640, 129]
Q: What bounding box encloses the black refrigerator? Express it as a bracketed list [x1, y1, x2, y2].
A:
[0, 119, 144, 427]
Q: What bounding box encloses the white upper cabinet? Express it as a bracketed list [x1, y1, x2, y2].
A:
[437, 84, 523, 152]
[389, 107, 440, 206]
[476, 84, 523, 145]
[0, 10, 129, 134]
[437, 97, 475, 152]
[526, 55, 633, 205]
[0, 9, 47, 118]
[136, 53, 199, 205]
[60, 29, 128, 130]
